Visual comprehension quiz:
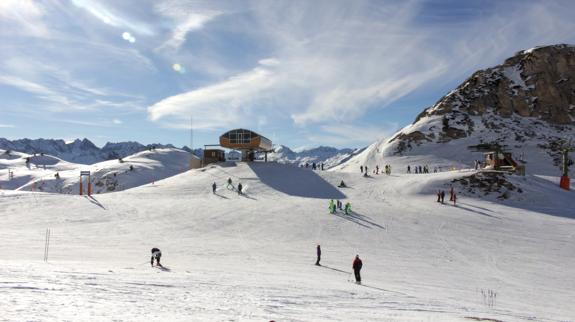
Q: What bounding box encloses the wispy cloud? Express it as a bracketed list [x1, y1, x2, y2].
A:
[0, 0, 48, 37]
[70, 0, 154, 35]
[0, 124, 16, 128]
[157, 12, 221, 51]
[148, 59, 279, 129]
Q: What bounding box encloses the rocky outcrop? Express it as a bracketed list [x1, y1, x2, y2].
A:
[415, 44, 575, 125]
[387, 44, 575, 166]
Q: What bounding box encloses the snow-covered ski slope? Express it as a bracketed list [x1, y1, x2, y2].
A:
[1, 148, 194, 194]
[1, 161, 574, 321]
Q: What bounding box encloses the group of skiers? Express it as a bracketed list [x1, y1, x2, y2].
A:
[408, 165, 436, 174]
[302, 162, 325, 170]
[212, 177, 243, 195]
[329, 199, 352, 215]
[360, 164, 393, 176]
[315, 245, 363, 284]
[436, 186, 457, 205]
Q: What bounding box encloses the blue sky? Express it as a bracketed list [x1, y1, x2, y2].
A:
[1, 0, 574, 149]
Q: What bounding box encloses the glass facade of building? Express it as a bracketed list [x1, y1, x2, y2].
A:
[226, 129, 252, 144]
[220, 128, 272, 151]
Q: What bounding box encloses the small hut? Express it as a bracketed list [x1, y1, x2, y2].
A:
[484, 151, 520, 173]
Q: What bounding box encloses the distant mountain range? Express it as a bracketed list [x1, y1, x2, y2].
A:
[268, 145, 362, 168]
[0, 138, 191, 164]
[0, 138, 356, 167]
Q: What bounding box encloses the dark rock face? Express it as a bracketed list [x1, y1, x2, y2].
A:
[451, 172, 522, 200]
[416, 44, 575, 125]
[388, 44, 575, 167]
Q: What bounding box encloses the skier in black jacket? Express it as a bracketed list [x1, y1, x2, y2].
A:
[352, 255, 363, 284]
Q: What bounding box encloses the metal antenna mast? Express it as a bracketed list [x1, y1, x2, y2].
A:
[190, 116, 193, 154]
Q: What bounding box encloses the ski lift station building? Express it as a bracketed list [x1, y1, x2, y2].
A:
[219, 129, 273, 161]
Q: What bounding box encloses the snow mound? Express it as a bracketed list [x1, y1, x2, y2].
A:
[13, 148, 192, 194]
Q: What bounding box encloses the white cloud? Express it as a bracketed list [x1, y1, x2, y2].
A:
[153, 0, 221, 51]
[0, 124, 16, 128]
[112, 118, 123, 124]
[158, 13, 220, 51]
[70, 0, 154, 35]
[0, 0, 48, 37]
[148, 59, 280, 129]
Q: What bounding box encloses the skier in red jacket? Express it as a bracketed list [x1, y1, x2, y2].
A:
[352, 255, 363, 284]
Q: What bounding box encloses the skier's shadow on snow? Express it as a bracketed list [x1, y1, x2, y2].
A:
[320, 265, 350, 274]
[458, 202, 493, 213]
[85, 196, 106, 210]
[214, 193, 229, 199]
[240, 193, 257, 200]
[333, 211, 385, 230]
[454, 203, 501, 219]
[248, 162, 345, 199]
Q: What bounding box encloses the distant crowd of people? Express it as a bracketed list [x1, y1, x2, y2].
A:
[301, 162, 325, 170]
[407, 165, 439, 174]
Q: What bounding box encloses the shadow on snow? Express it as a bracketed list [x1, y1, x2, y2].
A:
[332, 211, 385, 230]
[248, 162, 345, 199]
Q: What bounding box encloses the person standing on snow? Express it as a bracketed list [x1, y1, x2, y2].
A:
[437, 190, 441, 203]
[360, 166, 363, 173]
[238, 183, 243, 195]
[449, 186, 454, 201]
[212, 182, 217, 194]
[407, 165, 411, 173]
[151, 248, 162, 267]
[452, 192, 457, 206]
[316, 245, 321, 266]
[344, 202, 351, 215]
[329, 200, 336, 214]
[227, 178, 233, 189]
[352, 255, 363, 284]
[440, 190, 445, 204]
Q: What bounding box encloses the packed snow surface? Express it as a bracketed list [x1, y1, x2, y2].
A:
[1, 161, 574, 321]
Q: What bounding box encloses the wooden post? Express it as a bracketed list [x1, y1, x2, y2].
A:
[79, 176, 83, 195]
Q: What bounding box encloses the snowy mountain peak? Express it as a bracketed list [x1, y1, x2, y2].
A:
[337, 44, 575, 176]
